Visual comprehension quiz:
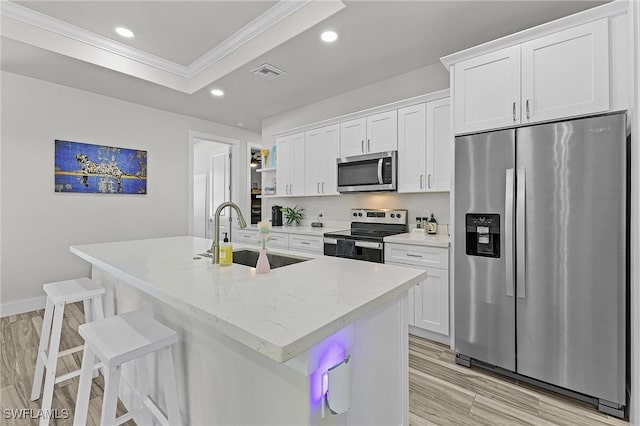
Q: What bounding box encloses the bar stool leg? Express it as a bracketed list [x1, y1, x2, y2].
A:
[82, 299, 93, 323]
[135, 356, 153, 425]
[101, 365, 122, 426]
[90, 296, 105, 379]
[39, 304, 65, 426]
[73, 345, 96, 426]
[31, 297, 54, 401]
[159, 346, 182, 426]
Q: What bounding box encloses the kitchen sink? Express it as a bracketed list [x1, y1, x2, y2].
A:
[232, 249, 309, 269]
[195, 249, 310, 269]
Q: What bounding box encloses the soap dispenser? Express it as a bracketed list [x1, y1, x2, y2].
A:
[219, 232, 233, 266]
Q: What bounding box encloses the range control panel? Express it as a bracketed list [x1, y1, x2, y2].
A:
[351, 209, 407, 225]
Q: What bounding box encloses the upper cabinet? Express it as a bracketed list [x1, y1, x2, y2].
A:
[452, 18, 611, 135]
[340, 111, 397, 157]
[304, 124, 340, 196]
[276, 132, 305, 196]
[398, 97, 451, 193]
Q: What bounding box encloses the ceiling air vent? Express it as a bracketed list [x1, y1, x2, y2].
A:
[251, 63, 286, 81]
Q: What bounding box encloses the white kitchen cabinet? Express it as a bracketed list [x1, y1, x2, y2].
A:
[385, 243, 449, 341]
[520, 19, 609, 124]
[276, 132, 305, 196]
[340, 111, 397, 157]
[398, 98, 451, 193]
[453, 46, 521, 135]
[453, 19, 609, 134]
[304, 124, 340, 196]
[267, 233, 289, 249]
[234, 229, 259, 246]
[288, 234, 324, 254]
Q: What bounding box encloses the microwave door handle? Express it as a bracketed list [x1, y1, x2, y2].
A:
[377, 159, 384, 184]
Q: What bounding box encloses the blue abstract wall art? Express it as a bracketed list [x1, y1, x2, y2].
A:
[54, 140, 147, 194]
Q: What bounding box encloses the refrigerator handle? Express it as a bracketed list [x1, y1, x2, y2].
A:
[516, 168, 526, 299]
[505, 169, 514, 297]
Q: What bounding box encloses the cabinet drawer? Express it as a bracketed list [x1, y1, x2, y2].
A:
[289, 234, 324, 253]
[234, 230, 258, 245]
[385, 244, 448, 269]
[268, 233, 289, 248]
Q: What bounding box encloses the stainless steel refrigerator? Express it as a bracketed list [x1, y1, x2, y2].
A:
[454, 112, 627, 416]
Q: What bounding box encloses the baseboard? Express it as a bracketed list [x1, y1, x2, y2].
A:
[409, 325, 451, 346]
[0, 296, 46, 318]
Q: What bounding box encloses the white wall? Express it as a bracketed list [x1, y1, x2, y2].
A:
[260, 63, 450, 228]
[0, 71, 259, 311]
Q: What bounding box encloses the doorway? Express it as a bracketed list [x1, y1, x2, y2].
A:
[249, 148, 262, 224]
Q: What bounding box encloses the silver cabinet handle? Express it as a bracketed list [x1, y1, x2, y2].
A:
[377, 159, 384, 184]
[322, 182, 325, 193]
[290, 184, 293, 195]
[419, 174, 424, 189]
[516, 168, 526, 299]
[317, 182, 320, 194]
[512, 102, 516, 122]
[427, 174, 432, 189]
[367, 139, 371, 152]
[300, 241, 311, 245]
[526, 99, 530, 120]
[406, 253, 423, 258]
[361, 140, 365, 153]
[505, 168, 514, 297]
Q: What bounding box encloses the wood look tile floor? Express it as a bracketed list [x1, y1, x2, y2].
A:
[0, 305, 630, 425]
[408, 335, 628, 426]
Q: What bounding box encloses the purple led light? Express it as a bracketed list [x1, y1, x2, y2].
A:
[310, 341, 347, 404]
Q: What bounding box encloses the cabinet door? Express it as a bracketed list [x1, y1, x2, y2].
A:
[366, 110, 398, 153]
[340, 118, 366, 157]
[426, 97, 451, 192]
[289, 132, 305, 196]
[276, 136, 291, 196]
[453, 45, 521, 134]
[521, 19, 609, 124]
[414, 268, 449, 335]
[397, 103, 426, 193]
[304, 129, 324, 195]
[320, 124, 340, 195]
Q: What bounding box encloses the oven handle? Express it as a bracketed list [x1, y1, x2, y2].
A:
[377, 159, 384, 184]
[323, 238, 383, 250]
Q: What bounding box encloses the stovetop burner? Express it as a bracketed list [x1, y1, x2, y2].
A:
[324, 208, 408, 242]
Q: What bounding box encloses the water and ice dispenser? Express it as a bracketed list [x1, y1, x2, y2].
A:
[465, 214, 500, 258]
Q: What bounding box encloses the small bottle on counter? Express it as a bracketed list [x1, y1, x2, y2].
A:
[219, 232, 233, 266]
[416, 217, 422, 229]
[427, 214, 438, 235]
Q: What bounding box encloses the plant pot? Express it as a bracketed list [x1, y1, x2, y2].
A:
[256, 249, 271, 274]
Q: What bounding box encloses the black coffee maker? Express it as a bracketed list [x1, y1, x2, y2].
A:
[271, 205, 283, 226]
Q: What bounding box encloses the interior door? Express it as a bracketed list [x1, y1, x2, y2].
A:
[515, 114, 626, 405]
[210, 147, 230, 239]
[454, 129, 516, 371]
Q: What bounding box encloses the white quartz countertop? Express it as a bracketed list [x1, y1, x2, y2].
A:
[245, 225, 346, 236]
[70, 236, 425, 363]
[384, 232, 450, 248]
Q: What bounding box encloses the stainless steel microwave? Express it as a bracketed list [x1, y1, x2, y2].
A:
[337, 151, 397, 193]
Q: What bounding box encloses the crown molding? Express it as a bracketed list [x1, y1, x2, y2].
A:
[0, 1, 189, 77]
[187, 0, 312, 78]
[440, 0, 628, 69]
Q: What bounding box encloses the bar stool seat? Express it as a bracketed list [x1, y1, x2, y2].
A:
[74, 311, 182, 426]
[31, 278, 105, 426]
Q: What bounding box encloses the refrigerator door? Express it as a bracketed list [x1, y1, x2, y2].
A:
[455, 129, 516, 371]
[515, 113, 626, 404]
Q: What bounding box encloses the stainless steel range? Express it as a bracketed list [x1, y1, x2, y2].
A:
[323, 209, 407, 263]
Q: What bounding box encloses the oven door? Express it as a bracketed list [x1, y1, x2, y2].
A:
[337, 151, 397, 193]
[323, 238, 384, 263]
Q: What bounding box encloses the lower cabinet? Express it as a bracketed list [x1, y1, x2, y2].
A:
[233, 229, 323, 254]
[385, 243, 449, 343]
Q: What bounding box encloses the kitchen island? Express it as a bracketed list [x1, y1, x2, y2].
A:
[70, 236, 427, 425]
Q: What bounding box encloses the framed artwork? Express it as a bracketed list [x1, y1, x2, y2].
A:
[54, 140, 147, 194]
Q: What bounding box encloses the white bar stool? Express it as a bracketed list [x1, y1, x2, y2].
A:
[31, 278, 105, 425]
[73, 311, 182, 426]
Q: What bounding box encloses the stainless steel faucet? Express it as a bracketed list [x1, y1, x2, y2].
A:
[211, 202, 247, 264]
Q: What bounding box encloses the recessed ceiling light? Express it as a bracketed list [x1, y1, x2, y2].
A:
[236, 122, 245, 127]
[115, 27, 134, 38]
[321, 30, 338, 43]
[210, 88, 224, 97]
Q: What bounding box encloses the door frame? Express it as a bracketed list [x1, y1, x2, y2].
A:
[188, 130, 241, 238]
[246, 142, 262, 224]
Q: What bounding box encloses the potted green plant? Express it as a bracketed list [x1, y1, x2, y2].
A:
[281, 205, 304, 226]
